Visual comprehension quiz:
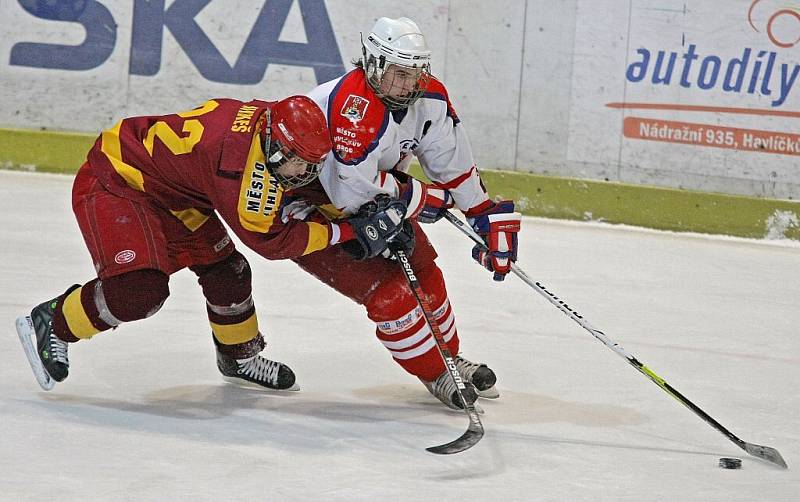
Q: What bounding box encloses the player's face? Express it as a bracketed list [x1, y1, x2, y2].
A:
[380, 64, 424, 98]
[275, 157, 309, 178]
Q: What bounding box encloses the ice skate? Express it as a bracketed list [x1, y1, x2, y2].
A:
[216, 342, 299, 391]
[217, 350, 299, 391]
[15, 288, 78, 391]
[422, 369, 480, 411]
[455, 354, 499, 399]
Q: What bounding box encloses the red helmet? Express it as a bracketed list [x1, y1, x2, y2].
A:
[265, 95, 332, 189]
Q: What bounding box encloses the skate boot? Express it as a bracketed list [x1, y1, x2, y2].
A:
[421, 370, 479, 411]
[215, 334, 298, 391]
[15, 285, 80, 390]
[455, 354, 499, 398]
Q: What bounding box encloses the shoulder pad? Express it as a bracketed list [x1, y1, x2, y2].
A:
[327, 70, 390, 165]
[219, 100, 269, 175]
[421, 77, 460, 125]
[422, 76, 449, 100]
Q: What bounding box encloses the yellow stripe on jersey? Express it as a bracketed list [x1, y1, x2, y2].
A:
[302, 222, 330, 256]
[177, 99, 219, 118]
[101, 120, 145, 192]
[317, 203, 344, 220]
[210, 313, 259, 345]
[62, 287, 101, 340]
[237, 132, 284, 233]
[170, 208, 210, 232]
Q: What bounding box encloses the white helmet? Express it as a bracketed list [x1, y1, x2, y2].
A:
[361, 17, 432, 110]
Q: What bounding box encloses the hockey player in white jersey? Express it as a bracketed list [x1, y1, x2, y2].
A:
[292, 17, 522, 410]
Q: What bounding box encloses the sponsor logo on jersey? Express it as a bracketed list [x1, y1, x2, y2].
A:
[262, 176, 281, 215]
[333, 126, 364, 159]
[399, 138, 419, 153]
[237, 131, 284, 234]
[114, 250, 136, 264]
[244, 162, 278, 216]
[244, 162, 281, 216]
[244, 162, 267, 213]
[213, 235, 231, 252]
[340, 94, 369, 125]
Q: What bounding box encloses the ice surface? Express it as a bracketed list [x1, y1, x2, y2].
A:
[1, 171, 798, 501]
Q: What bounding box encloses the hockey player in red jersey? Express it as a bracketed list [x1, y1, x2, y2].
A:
[297, 17, 523, 410]
[15, 95, 408, 392]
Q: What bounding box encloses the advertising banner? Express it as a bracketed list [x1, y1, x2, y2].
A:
[1, 1, 797, 199]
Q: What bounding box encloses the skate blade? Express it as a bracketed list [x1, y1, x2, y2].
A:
[477, 386, 500, 399]
[15, 316, 55, 391]
[221, 376, 300, 392]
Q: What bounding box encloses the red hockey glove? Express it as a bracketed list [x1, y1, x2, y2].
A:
[466, 200, 521, 281]
[399, 177, 455, 223]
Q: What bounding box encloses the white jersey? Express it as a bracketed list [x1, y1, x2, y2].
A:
[306, 69, 490, 216]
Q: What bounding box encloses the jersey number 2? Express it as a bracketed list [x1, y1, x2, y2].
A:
[143, 100, 220, 157]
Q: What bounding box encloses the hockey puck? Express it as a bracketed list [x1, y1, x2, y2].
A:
[718, 457, 742, 469]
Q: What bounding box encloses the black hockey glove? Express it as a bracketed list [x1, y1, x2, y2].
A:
[343, 194, 407, 260]
[383, 219, 415, 260]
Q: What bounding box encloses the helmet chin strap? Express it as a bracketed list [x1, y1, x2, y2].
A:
[261, 108, 272, 156]
[262, 110, 288, 185]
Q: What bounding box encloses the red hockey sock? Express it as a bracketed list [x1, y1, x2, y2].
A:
[365, 264, 460, 382]
[52, 270, 170, 342]
[192, 251, 259, 346]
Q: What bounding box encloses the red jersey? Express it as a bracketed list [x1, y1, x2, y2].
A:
[85, 98, 333, 260]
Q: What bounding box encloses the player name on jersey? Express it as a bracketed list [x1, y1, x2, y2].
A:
[231, 105, 259, 133]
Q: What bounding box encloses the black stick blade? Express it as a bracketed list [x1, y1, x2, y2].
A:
[744, 442, 789, 468]
[426, 425, 484, 455]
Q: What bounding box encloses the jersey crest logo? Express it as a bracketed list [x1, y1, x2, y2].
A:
[340, 94, 369, 125]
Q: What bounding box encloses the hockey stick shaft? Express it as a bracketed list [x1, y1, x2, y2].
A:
[443, 211, 787, 468]
[393, 248, 484, 454]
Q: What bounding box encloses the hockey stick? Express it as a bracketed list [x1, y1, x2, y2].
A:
[443, 210, 788, 468]
[393, 247, 484, 454]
